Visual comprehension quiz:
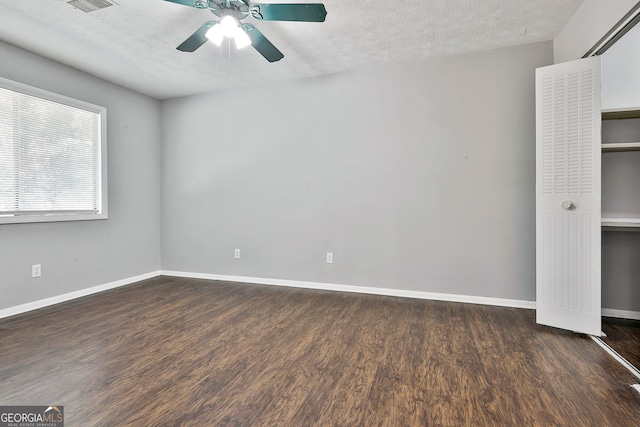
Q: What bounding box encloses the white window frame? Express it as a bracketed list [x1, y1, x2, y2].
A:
[0, 77, 108, 224]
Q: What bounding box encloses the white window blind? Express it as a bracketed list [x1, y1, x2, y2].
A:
[0, 78, 107, 224]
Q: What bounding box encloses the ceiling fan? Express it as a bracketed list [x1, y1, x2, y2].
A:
[165, 0, 327, 62]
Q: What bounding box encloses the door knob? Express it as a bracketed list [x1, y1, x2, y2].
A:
[561, 200, 575, 211]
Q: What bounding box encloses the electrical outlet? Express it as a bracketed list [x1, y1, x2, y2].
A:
[234, 249, 241, 259]
[32, 264, 41, 278]
[326, 252, 333, 264]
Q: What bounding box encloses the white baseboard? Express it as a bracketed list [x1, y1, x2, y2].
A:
[160, 270, 537, 310]
[0, 271, 162, 320]
[5, 269, 637, 321]
[602, 308, 640, 321]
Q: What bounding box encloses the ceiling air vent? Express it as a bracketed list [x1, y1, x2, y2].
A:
[67, 0, 113, 13]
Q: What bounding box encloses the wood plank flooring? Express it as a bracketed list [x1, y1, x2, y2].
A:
[1, 276, 640, 426]
[603, 317, 640, 371]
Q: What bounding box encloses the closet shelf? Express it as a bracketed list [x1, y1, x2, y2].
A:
[602, 142, 640, 152]
[601, 217, 640, 230]
[602, 108, 640, 120]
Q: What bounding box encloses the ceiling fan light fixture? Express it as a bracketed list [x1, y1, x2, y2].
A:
[205, 24, 224, 46]
[205, 16, 251, 50]
[220, 15, 239, 38]
[234, 27, 252, 49]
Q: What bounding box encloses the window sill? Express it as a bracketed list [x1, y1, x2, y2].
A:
[0, 212, 108, 225]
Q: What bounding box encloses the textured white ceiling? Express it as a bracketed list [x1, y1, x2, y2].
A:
[0, 0, 582, 99]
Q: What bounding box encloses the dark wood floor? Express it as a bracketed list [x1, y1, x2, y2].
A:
[1, 276, 640, 426]
[603, 317, 640, 371]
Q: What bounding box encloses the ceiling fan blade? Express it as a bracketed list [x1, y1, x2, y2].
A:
[177, 21, 216, 52]
[242, 24, 284, 62]
[164, 0, 210, 8]
[249, 3, 327, 22]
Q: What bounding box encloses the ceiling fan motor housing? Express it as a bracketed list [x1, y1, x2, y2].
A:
[209, 0, 249, 20]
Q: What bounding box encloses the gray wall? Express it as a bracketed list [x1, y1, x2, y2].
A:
[0, 41, 161, 310]
[603, 233, 640, 312]
[2, 37, 635, 313]
[161, 41, 552, 302]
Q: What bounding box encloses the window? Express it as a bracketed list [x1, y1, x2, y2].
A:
[0, 77, 107, 224]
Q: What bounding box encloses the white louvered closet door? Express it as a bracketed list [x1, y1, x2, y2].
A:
[535, 56, 602, 336]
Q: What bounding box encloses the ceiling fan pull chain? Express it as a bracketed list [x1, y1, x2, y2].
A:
[228, 37, 231, 81]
